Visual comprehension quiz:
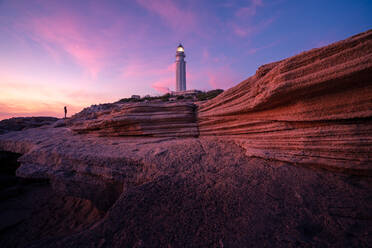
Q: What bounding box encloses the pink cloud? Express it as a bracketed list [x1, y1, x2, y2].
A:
[152, 77, 173, 94]
[119, 59, 176, 94]
[136, 0, 196, 33]
[150, 63, 175, 77]
[10, 1, 145, 80]
[121, 62, 144, 79]
[121, 60, 175, 80]
[24, 14, 106, 78]
[149, 64, 175, 93]
[206, 65, 240, 89]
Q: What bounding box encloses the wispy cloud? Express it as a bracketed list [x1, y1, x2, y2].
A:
[247, 40, 281, 54]
[23, 14, 108, 79]
[9, 1, 148, 79]
[235, 0, 263, 17]
[231, 16, 275, 37]
[228, 0, 276, 38]
[136, 0, 196, 33]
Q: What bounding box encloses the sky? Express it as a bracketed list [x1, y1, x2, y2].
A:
[0, 0, 371, 119]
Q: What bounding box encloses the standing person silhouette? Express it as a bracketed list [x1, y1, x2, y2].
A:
[64, 106, 67, 119]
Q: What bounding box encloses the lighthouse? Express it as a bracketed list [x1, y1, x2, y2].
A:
[175, 44, 186, 91]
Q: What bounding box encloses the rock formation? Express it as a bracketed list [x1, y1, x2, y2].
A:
[0, 117, 58, 135]
[0, 126, 371, 247]
[65, 29, 372, 175]
[0, 30, 371, 247]
[198, 29, 372, 175]
[68, 102, 198, 137]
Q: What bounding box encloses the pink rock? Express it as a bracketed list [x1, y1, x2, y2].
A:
[198, 29, 372, 175]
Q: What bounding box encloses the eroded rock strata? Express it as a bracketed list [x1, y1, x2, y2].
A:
[68, 102, 198, 137]
[198, 29, 372, 175]
[0, 30, 371, 247]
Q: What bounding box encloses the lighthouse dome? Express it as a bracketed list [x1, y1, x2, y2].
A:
[177, 44, 184, 52]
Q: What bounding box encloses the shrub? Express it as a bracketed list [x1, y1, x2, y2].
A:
[196, 89, 223, 101]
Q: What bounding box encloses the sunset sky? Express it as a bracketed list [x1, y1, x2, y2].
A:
[1, 0, 371, 119]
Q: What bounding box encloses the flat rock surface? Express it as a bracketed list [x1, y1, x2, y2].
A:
[0, 127, 371, 247]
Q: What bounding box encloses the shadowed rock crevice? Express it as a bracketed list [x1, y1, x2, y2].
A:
[0, 151, 22, 191]
[51, 173, 124, 212]
[0, 184, 105, 248]
[0, 150, 111, 248]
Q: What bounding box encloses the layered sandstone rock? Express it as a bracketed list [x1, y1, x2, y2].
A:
[198, 29, 372, 175]
[68, 102, 198, 137]
[0, 30, 371, 247]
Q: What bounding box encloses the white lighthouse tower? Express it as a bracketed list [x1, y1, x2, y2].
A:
[175, 44, 186, 91]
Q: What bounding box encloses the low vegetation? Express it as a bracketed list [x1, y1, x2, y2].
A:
[195, 89, 224, 101]
[116, 89, 224, 103]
